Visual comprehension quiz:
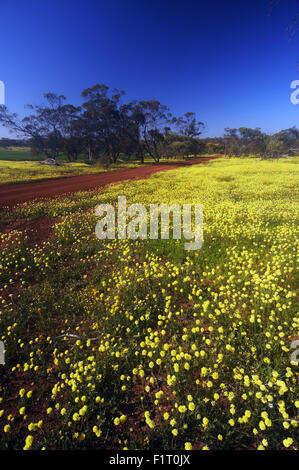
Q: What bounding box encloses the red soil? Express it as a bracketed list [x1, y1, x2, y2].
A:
[0, 155, 223, 207]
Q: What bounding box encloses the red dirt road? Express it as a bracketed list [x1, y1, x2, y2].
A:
[0, 155, 223, 207]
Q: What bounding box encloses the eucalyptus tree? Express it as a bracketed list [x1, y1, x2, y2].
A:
[0, 93, 81, 160]
[132, 100, 173, 163]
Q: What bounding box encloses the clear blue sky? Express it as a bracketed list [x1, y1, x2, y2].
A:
[1, 0, 299, 137]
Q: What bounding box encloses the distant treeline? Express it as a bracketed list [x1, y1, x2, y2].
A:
[0, 138, 30, 148]
[209, 127, 299, 159]
[0, 85, 205, 164]
[0, 85, 298, 163]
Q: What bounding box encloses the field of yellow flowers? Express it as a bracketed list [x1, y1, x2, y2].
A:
[0, 157, 298, 450]
[0, 159, 140, 185]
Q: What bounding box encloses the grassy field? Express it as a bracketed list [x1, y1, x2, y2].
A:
[0, 148, 43, 161]
[0, 160, 140, 185]
[0, 150, 215, 185]
[0, 148, 139, 184]
[0, 157, 298, 450]
[0, 147, 216, 163]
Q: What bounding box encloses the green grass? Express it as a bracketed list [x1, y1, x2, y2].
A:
[0, 150, 218, 185]
[0, 148, 43, 161]
[0, 160, 140, 185]
[0, 147, 220, 163]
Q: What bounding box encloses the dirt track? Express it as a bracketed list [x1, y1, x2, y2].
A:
[0, 155, 223, 207]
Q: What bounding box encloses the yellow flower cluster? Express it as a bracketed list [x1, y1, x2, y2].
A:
[0, 157, 298, 450]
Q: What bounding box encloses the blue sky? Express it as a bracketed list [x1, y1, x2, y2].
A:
[1, 0, 299, 137]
